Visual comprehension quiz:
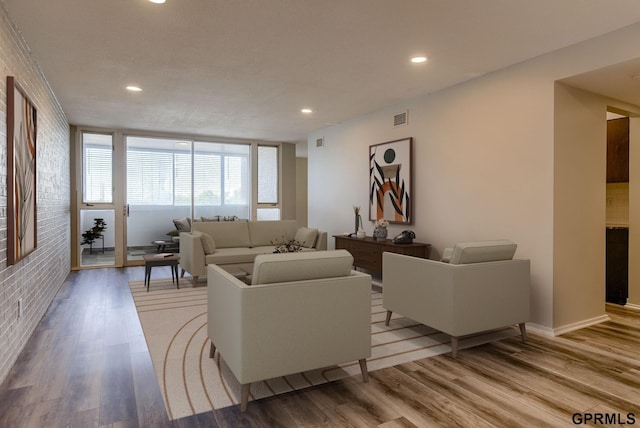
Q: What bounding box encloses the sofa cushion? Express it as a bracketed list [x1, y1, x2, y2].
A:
[248, 220, 298, 247]
[448, 240, 517, 265]
[173, 217, 191, 232]
[294, 227, 319, 248]
[205, 247, 271, 265]
[200, 232, 216, 255]
[251, 250, 353, 285]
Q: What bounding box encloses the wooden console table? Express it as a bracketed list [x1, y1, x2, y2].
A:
[334, 235, 430, 277]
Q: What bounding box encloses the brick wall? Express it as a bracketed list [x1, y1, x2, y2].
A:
[0, 4, 71, 383]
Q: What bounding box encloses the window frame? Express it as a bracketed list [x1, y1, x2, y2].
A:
[82, 131, 114, 204]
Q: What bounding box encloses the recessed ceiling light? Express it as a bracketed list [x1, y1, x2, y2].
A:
[126, 85, 142, 92]
[301, 108, 313, 114]
[149, 0, 166, 3]
[411, 56, 428, 64]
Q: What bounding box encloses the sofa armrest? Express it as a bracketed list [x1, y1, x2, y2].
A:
[208, 265, 371, 384]
[179, 232, 206, 278]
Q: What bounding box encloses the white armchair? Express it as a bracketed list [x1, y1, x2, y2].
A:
[207, 250, 372, 411]
[383, 240, 530, 357]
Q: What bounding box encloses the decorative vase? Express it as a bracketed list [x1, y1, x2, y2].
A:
[373, 226, 388, 241]
[355, 214, 363, 234]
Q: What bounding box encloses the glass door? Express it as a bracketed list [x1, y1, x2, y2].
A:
[125, 136, 192, 263]
[79, 131, 117, 267]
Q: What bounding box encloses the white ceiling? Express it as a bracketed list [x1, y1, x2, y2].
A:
[3, 0, 640, 143]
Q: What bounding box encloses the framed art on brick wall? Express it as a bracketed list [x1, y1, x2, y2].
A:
[6, 76, 37, 265]
[369, 137, 413, 225]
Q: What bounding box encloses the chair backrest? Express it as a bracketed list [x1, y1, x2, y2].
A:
[448, 240, 517, 265]
[251, 249, 353, 285]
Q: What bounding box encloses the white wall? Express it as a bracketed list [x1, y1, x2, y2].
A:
[308, 23, 640, 331]
[553, 84, 608, 332]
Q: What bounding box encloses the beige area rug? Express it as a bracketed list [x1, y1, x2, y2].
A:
[130, 279, 518, 420]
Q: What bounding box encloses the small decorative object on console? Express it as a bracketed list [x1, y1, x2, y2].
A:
[373, 219, 389, 241]
[392, 230, 415, 244]
[353, 205, 363, 235]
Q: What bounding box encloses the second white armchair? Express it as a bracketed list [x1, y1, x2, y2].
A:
[383, 240, 530, 357]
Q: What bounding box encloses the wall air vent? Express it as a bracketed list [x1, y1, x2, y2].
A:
[394, 110, 408, 127]
[316, 137, 324, 148]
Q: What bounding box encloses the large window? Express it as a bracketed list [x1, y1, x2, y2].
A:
[83, 132, 113, 203]
[190, 142, 249, 207]
[126, 137, 250, 213]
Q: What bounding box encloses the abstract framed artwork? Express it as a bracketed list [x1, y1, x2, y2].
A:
[6, 76, 37, 265]
[369, 137, 413, 225]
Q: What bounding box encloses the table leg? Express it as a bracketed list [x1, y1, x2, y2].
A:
[145, 265, 151, 292]
[175, 263, 180, 289]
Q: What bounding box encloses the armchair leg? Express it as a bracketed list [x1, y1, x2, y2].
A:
[519, 322, 527, 342]
[192, 276, 199, 287]
[209, 342, 216, 358]
[359, 359, 369, 383]
[451, 336, 459, 358]
[240, 383, 251, 412]
[385, 310, 392, 326]
[180, 268, 185, 278]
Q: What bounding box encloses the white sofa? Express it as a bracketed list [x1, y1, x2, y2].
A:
[207, 250, 372, 411]
[383, 240, 530, 357]
[180, 220, 327, 285]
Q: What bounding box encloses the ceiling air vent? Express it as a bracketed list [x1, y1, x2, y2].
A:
[394, 110, 408, 127]
[316, 137, 324, 148]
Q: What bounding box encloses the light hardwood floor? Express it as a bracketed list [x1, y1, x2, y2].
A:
[1, 267, 639, 427]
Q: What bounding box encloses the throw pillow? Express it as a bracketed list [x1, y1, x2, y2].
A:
[166, 229, 179, 237]
[200, 232, 216, 254]
[172, 217, 191, 232]
[294, 227, 319, 248]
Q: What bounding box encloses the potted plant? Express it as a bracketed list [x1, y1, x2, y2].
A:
[81, 218, 107, 254]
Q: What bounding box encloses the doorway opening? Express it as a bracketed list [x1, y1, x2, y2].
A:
[605, 110, 629, 305]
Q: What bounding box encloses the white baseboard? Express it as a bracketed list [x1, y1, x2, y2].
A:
[525, 314, 611, 337]
[524, 322, 555, 337]
[552, 314, 611, 336]
[624, 302, 640, 311]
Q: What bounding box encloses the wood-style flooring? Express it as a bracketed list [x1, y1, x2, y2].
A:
[1, 267, 640, 427]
